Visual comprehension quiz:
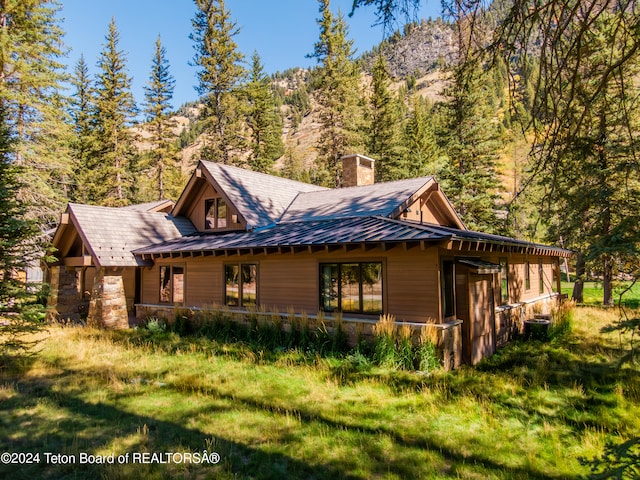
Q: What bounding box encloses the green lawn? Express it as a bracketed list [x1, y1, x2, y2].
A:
[1, 308, 639, 479]
[562, 280, 640, 308]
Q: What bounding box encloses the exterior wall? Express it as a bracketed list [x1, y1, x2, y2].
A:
[185, 182, 243, 232]
[139, 245, 441, 323]
[46, 265, 88, 323]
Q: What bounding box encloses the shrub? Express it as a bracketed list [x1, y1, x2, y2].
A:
[373, 314, 398, 368]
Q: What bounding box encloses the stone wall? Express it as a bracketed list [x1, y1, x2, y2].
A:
[495, 293, 561, 347]
[88, 268, 129, 329]
[46, 265, 88, 323]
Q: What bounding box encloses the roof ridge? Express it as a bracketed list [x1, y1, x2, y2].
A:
[200, 160, 328, 190]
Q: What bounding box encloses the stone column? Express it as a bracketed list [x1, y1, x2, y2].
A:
[46, 265, 84, 323]
[88, 268, 129, 329]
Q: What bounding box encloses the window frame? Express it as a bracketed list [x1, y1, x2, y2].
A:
[204, 197, 229, 230]
[224, 262, 258, 308]
[499, 258, 509, 305]
[538, 259, 544, 294]
[319, 262, 383, 315]
[441, 259, 455, 319]
[525, 260, 531, 291]
[159, 264, 185, 304]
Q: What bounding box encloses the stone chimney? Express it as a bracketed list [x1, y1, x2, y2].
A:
[341, 154, 375, 187]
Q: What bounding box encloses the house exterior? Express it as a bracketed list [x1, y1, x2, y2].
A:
[47, 154, 570, 366]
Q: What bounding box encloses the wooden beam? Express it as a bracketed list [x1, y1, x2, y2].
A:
[63, 255, 93, 267]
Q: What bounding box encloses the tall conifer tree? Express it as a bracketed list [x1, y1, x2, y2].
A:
[69, 54, 94, 203]
[90, 18, 137, 206]
[191, 0, 246, 165]
[142, 36, 182, 201]
[310, 0, 364, 187]
[0, 0, 73, 227]
[403, 95, 442, 178]
[367, 54, 405, 181]
[245, 51, 284, 173]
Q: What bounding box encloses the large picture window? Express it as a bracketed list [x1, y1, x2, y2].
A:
[225, 263, 257, 307]
[205, 198, 228, 229]
[320, 262, 382, 314]
[159, 265, 184, 304]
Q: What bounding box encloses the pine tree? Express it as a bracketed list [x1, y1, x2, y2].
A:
[69, 55, 94, 203]
[367, 54, 405, 181]
[191, 0, 246, 165]
[90, 18, 138, 206]
[142, 36, 182, 201]
[245, 51, 284, 173]
[403, 95, 442, 178]
[436, 59, 503, 233]
[0, 103, 37, 304]
[0, 0, 73, 227]
[310, 0, 365, 187]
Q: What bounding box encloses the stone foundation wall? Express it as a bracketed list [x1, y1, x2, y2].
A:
[136, 304, 463, 370]
[46, 266, 89, 323]
[495, 293, 561, 347]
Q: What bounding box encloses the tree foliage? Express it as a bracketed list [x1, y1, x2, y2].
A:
[0, 0, 73, 227]
[89, 18, 138, 206]
[142, 36, 183, 201]
[310, 0, 365, 187]
[245, 51, 284, 173]
[191, 0, 246, 165]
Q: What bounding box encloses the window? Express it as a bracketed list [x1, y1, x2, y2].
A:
[539, 259, 544, 294]
[525, 261, 531, 291]
[159, 265, 184, 303]
[225, 263, 257, 307]
[441, 260, 455, 318]
[320, 262, 382, 314]
[499, 258, 509, 304]
[205, 198, 228, 229]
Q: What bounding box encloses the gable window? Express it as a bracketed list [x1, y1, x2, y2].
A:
[499, 258, 509, 305]
[205, 198, 227, 229]
[320, 262, 382, 314]
[225, 263, 257, 307]
[525, 261, 531, 291]
[159, 265, 184, 304]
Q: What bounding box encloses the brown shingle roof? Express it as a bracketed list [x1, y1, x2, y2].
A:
[69, 203, 196, 267]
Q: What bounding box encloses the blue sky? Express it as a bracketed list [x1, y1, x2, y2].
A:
[58, 0, 441, 111]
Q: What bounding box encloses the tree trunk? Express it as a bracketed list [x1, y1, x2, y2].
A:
[603, 255, 613, 306]
[572, 252, 585, 303]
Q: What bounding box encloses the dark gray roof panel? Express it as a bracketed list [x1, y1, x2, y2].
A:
[134, 216, 451, 255]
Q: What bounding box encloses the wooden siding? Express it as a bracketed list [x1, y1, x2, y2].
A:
[185, 182, 244, 232]
[401, 189, 461, 228]
[139, 246, 441, 323]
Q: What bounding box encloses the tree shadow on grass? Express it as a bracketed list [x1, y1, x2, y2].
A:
[0, 370, 364, 480]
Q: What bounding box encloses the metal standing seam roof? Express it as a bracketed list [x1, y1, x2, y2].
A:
[68, 203, 197, 267]
[133, 216, 452, 255]
[133, 215, 572, 257]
